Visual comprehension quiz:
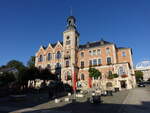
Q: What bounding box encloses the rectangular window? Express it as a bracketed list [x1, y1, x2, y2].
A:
[98, 59, 102, 65]
[81, 61, 84, 68]
[97, 49, 101, 55]
[107, 57, 111, 65]
[81, 52, 84, 57]
[89, 51, 92, 55]
[93, 50, 96, 55]
[93, 59, 97, 66]
[106, 47, 110, 55]
[89, 60, 92, 67]
[66, 40, 70, 45]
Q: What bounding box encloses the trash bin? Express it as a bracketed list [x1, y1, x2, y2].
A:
[114, 88, 119, 92]
[89, 95, 101, 104]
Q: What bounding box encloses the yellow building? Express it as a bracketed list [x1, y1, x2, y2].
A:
[35, 16, 136, 90]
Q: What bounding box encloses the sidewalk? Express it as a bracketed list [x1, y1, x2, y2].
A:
[119, 87, 150, 113]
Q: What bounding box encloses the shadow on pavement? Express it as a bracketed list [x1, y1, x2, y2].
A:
[20, 101, 150, 113]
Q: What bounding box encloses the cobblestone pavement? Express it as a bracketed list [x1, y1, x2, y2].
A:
[0, 89, 130, 113]
[119, 86, 150, 113]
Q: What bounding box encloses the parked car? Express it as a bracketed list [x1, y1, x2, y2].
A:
[137, 82, 145, 87]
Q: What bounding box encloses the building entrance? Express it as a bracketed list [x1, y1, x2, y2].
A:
[120, 80, 127, 89]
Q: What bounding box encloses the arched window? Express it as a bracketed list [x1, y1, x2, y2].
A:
[66, 60, 69, 67]
[39, 66, 42, 70]
[106, 82, 113, 88]
[65, 71, 71, 81]
[81, 74, 85, 80]
[47, 53, 51, 61]
[38, 55, 43, 62]
[108, 71, 112, 76]
[118, 67, 125, 75]
[56, 51, 61, 59]
[56, 63, 61, 69]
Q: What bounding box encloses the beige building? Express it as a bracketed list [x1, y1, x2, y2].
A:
[35, 16, 136, 90]
[136, 60, 150, 81]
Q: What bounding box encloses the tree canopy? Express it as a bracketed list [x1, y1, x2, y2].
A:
[0, 72, 16, 86]
[6, 60, 25, 71]
[88, 68, 101, 79]
[135, 70, 143, 82]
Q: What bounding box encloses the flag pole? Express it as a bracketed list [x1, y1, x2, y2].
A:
[73, 64, 76, 102]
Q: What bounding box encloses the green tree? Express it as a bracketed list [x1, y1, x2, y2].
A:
[6, 60, 25, 71]
[135, 70, 143, 82]
[26, 67, 40, 80]
[88, 68, 101, 79]
[39, 68, 56, 81]
[0, 72, 16, 86]
[27, 56, 35, 68]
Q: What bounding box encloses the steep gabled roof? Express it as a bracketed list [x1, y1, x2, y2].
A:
[40, 41, 63, 49]
[51, 41, 63, 48]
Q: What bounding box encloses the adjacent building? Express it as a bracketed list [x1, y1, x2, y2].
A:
[136, 60, 150, 81]
[35, 16, 136, 90]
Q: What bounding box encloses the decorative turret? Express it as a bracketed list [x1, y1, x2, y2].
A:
[66, 16, 76, 30]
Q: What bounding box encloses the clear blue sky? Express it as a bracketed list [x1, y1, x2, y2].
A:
[0, 0, 150, 66]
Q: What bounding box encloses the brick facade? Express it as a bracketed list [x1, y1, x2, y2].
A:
[35, 16, 136, 90]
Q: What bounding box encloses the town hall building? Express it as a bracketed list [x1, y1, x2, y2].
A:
[35, 16, 136, 90]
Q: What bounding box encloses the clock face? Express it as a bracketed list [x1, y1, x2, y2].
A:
[67, 36, 70, 40]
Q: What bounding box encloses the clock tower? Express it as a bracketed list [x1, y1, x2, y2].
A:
[61, 16, 79, 85]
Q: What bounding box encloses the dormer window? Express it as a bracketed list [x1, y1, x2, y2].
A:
[122, 51, 126, 57]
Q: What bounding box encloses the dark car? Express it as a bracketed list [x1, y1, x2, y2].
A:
[137, 82, 145, 87]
